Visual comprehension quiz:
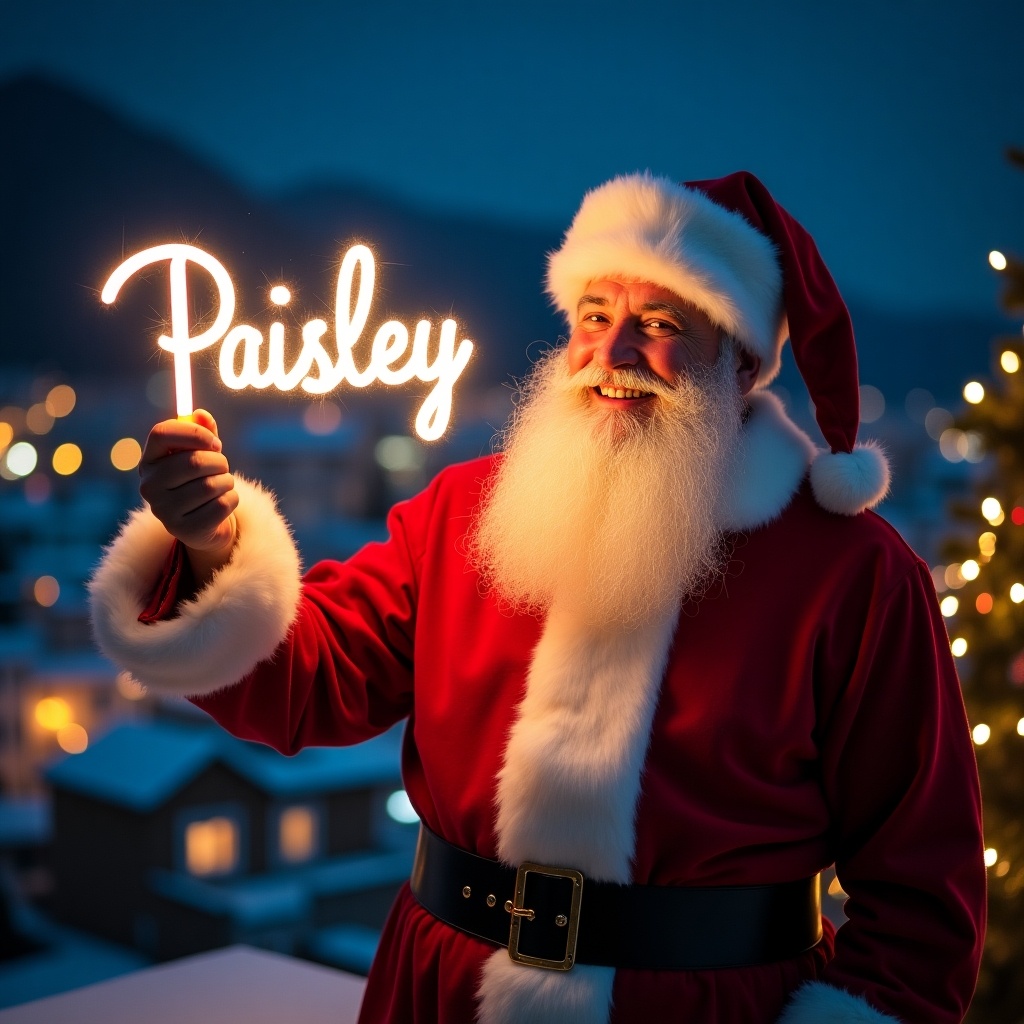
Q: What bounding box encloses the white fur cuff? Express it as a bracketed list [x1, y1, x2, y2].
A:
[776, 981, 901, 1023]
[88, 476, 302, 697]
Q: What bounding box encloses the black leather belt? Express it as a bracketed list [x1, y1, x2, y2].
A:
[410, 825, 823, 972]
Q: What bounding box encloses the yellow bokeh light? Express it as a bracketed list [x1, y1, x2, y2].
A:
[1018, 718, 1024, 737]
[110, 437, 142, 471]
[1010, 583, 1024, 604]
[33, 576, 59, 607]
[35, 697, 71, 731]
[984, 847, 998, 868]
[961, 559, 980, 581]
[979, 532, 997, 557]
[963, 381, 985, 405]
[25, 403, 54, 435]
[45, 385, 76, 418]
[944, 564, 966, 590]
[972, 723, 991, 745]
[57, 723, 88, 754]
[951, 637, 968, 657]
[939, 596, 958, 617]
[0, 423, 12, 452]
[52, 443, 83, 476]
[269, 285, 291, 305]
[1001, 350, 1021, 374]
[996, 861, 1010, 877]
[989, 251, 1007, 270]
[981, 497, 1003, 523]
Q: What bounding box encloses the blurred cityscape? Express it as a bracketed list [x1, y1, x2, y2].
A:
[0, 71, 1007, 1010]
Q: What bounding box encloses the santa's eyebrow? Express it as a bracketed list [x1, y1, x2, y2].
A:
[638, 301, 690, 323]
[576, 294, 609, 310]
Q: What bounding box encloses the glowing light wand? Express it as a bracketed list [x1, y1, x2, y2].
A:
[101, 244, 236, 418]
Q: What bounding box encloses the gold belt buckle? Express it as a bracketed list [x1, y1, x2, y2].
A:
[506, 861, 584, 971]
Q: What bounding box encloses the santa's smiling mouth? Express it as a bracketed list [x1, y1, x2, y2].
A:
[595, 386, 655, 400]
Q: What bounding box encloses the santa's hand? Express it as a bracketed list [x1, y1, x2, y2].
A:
[139, 409, 239, 583]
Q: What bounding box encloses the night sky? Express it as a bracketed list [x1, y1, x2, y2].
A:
[2, 0, 1022, 316]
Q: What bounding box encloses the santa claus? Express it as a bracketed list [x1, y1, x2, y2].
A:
[89, 171, 985, 1023]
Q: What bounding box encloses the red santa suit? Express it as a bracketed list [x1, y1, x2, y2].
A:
[88, 389, 985, 1024]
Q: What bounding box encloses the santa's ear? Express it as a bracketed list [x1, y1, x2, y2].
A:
[734, 343, 761, 397]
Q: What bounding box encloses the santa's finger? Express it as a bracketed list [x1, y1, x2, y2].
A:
[142, 419, 222, 463]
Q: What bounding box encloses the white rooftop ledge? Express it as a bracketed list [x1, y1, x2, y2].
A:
[0, 945, 367, 1024]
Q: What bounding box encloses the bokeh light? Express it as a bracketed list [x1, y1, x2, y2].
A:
[989, 251, 1007, 271]
[951, 637, 968, 657]
[859, 385, 885, 423]
[375, 435, 424, 472]
[57, 723, 89, 754]
[1010, 583, 1024, 604]
[984, 847, 999, 868]
[1001, 350, 1021, 373]
[939, 595, 958, 617]
[303, 402, 342, 435]
[904, 388, 934, 423]
[973, 723, 991, 745]
[0, 423, 12, 451]
[35, 697, 71, 731]
[982, 497, 1003, 523]
[52, 443, 83, 476]
[5, 441, 38, 477]
[944, 564, 966, 590]
[110, 437, 142, 471]
[976, 593, 993, 614]
[963, 381, 985, 405]
[270, 285, 291, 304]
[979, 532, 997, 557]
[45, 384, 76, 417]
[33, 576, 59, 607]
[386, 789, 419, 824]
[961, 559, 980, 581]
[924, 407, 953, 440]
[25, 403, 54, 435]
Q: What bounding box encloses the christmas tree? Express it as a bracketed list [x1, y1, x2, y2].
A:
[941, 147, 1024, 1024]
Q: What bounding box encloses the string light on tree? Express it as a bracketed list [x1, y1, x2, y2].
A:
[939, 150, 1024, 1014]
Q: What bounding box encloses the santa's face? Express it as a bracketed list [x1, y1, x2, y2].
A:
[566, 279, 724, 414]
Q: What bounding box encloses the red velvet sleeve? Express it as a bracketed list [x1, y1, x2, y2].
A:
[817, 561, 986, 1022]
[188, 480, 431, 755]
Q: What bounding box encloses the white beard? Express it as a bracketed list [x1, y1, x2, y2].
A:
[470, 344, 744, 628]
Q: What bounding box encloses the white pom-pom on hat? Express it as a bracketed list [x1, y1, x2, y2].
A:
[809, 442, 891, 516]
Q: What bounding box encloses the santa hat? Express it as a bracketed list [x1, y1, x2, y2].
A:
[546, 170, 890, 516]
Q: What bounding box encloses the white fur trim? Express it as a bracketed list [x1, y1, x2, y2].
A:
[478, 956, 614, 1024]
[546, 172, 786, 382]
[478, 603, 678, 1024]
[809, 442, 890, 516]
[720, 390, 816, 532]
[88, 476, 302, 697]
[775, 981, 902, 1023]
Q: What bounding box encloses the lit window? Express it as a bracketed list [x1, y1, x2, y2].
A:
[186, 817, 239, 876]
[279, 805, 318, 864]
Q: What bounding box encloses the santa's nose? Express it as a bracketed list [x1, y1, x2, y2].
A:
[591, 322, 642, 369]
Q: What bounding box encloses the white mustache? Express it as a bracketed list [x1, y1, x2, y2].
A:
[559, 365, 678, 400]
